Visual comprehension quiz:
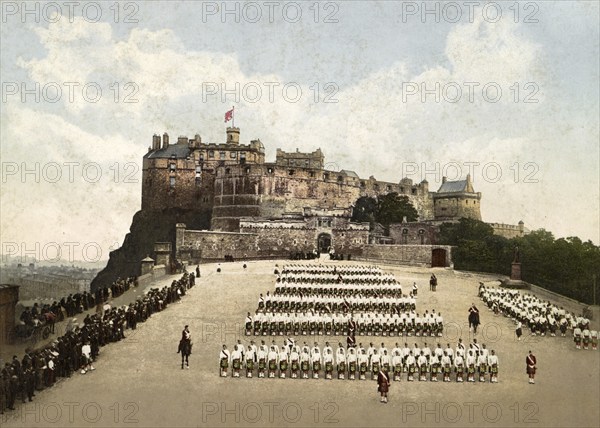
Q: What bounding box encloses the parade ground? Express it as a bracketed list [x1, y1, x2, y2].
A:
[2, 259, 599, 428]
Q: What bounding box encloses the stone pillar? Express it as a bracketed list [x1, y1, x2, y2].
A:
[140, 256, 155, 276]
[511, 263, 522, 281]
[154, 242, 172, 272]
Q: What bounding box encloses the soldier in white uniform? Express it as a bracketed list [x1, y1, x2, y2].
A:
[220, 345, 231, 377]
[477, 350, 488, 382]
[358, 349, 369, 380]
[311, 345, 322, 379]
[466, 350, 476, 382]
[278, 347, 289, 378]
[392, 350, 403, 381]
[267, 346, 278, 378]
[488, 350, 499, 383]
[231, 345, 243, 378]
[406, 351, 416, 381]
[324, 349, 334, 379]
[300, 348, 310, 379]
[454, 353, 465, 382]
[440, 351, 452, 382]
[347, 348, 357, 380]
[336, 347, 346, 379]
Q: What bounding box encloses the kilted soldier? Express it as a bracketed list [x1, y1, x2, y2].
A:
[311, 346, 322, 379]
[441, 352, 452, 382]
[488, 350, 499, 383]
[466, 350, 476, 382]
[268, 347, 278, 378]
[381, 350, 391, 376]
[392, 350, 403, 381]
[406, 351, 416, 381]
[573, 326, 582, 349]
[300, 349, 310, 379]
[591, 330, 598, 350]
[257, 346, 267, 378]
[324, 350, 334, 379]
[220, 345, 230, 377]
[246, 347, 255, 378]
[290, 348, 300, 379]
[231, 345, 242, 378]
[358, 349, 369, 380]
[430, 355, 439, 382]
[516, 321, 523, 341]
[417, 351, 428, 381]
[559, 318, 568, 337]
[245, 312, 253, 336]
[279, 348, 289, 378]
[454, 354, 465, 382]
[526, 351, 536, 384]
[370, 350, 381, 380]
[377, 368, 390, 404]
[477, 351, 488, 382]
[348, 348, 357, 380]
[582, 328, 591, 350]
[302, 315, 309, 335]
[336, 348, 346, 380]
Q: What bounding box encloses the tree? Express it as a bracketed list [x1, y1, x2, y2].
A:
[374, 193, 418, 232]
[351, 196, 377, 226]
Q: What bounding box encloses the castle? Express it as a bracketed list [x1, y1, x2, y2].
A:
[90, 126, 526, 290]
[142, 127, 483, 229]
[140, 127, 490, 266]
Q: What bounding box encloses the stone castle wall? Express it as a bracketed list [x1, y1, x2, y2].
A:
[357, 244, 453, 267]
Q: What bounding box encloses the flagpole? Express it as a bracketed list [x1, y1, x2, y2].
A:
[232, 106, 235, 128]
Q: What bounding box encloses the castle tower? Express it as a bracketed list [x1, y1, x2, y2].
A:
[226, 127, 240, 145]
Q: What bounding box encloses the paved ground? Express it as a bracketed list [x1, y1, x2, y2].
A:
[2, 259, 599, 428]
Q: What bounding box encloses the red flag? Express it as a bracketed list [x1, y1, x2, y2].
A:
[224, 108, 234, 123]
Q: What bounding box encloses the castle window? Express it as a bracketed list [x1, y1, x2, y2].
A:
[402, 229, 409, 234]
[245, 167, 250, 174]
[387, 185, 391, 191]
[199, 154, 204, 161]
[225, 168, 230, 174]
[309, 171, 315, 178]
[219, 151, 226, 160]
[169, 177, 176, 188]
[374, 184, 379, 190]
[338, 176, 343, 182]
[208, 150, 214, 158]
[195, 166, 201, 173]
[289, 169, 295, 175]
[169, 162, 176, 171]
[400, 187, 404, 193]
[230, 152, 237, 159]
[360, 181, 365, 188]
[267, 167, 273, 174]
[412, 188, 416, 195]
[305, 160, 309, 167]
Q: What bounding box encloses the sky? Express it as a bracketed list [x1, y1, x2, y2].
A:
[1, 1, 599, 264]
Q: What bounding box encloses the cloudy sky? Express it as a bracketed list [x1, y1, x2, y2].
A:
[1, 1, 598, 263]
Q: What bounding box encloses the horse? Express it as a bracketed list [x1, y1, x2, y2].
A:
[178, 339, 192, 369]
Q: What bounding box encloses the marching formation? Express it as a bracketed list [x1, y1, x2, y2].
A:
[479, 285, 598, 349]
[219, 338, 499, 383]
[246, 264, 443, 337]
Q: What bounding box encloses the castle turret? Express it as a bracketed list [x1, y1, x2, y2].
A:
[226, 127, 240, 145]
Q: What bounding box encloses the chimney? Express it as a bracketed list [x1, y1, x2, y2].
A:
[163, 132, 169, 149]
[152, 134, 160, 151]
